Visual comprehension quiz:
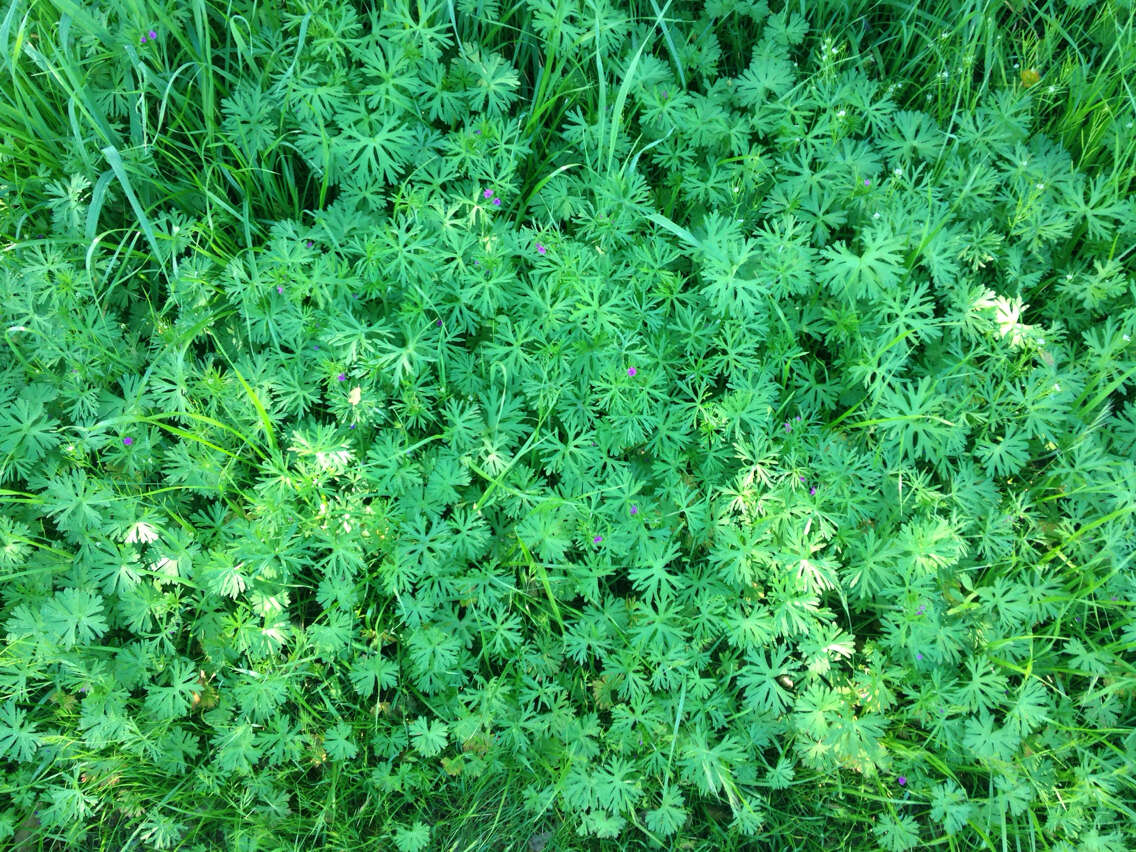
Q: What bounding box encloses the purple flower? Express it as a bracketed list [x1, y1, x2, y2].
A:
[492, 198, 501, 206]
[148, 29, 157, 39]
[627, 367, 637, 376]
[474, 129, 481, 135]
[809, 487, 816, 495]
[593, 535, 603, 544]
[536, 243, 546, 255]
[800, 475, 805, 482]
[349, 424, 356, 429]
[436, 319, 442, 326]
[864, 178, 871, 186]
[276, 285, 284, 294]
[916, 653, 923, 660]
[140, 36, 146, 43]
[784, 421, 791, 433]
[313, 345, 319, 350]
[483, 189, 493, 199]
[897, 776, 907, 786]
[630, 505, 638, 515]
[306, 240, 313, 248]
[337, 373, 346, 381]
[122, 437, 133, 446]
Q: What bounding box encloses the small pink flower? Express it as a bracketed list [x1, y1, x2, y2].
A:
[864, 178, 871, 186]
[276, 285, 283, 294]
[897, 775, 907, 786]
[140, 36, 146, 43]
[627, 367, 636, 376]
[483, 189, 493, 199]
[337, 373, 346, 381]
[148, 29, 157, 39]
[593, 535, 603, 544]
[536, 243, 546, 255]
[122, 437, 133, 446]
[809, 487, 816, 495]
[630, 506, 638, 515]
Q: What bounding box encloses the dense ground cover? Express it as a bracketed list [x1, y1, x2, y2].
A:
[1, 0, 1135, 849]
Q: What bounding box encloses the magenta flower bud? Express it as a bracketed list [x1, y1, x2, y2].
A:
[864, 178, 870, 186]
[897, 775, 907, 786]
[627, 367, 636, 376]
[483, 189, 493, 199]
[276, 285, 283, 294]
[593, 535, 602, 544]
[149, 30, 157, 39]
[809, 487, 816, 495]
[122, 437, 133, 446]
[536, 243, 546, 255]
[337, 373, 346, 381]
[140, 35, 147, 43]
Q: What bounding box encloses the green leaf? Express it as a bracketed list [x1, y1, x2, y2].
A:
[408, 716, 448, 757]
[0, 699, 39, 762]
[324, 721, 358, 761]
[43, 588, 108, 649]
[393, 821, 430, 852]
[873, 812, 921, 852]
[349, 653, 398, 699]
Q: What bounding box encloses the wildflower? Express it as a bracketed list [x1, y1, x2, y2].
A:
[492, 198, 501, 206]
[337, 373, 346, 382]
[800, 476, 805, 482]
[593, 535, 603, 544]
[140, 36, 146, 44]
[627, 367, 637, 376]
[897, 776, 907, 786]
[436, 319, 442, 326]
[809, 487, 816, 495]
[474, 129, 481, 134]
[483, 189, 493, 199]
[277, 285, 284, 294]
[536, 243, 546, 255]
[149, 29, 157, 39]
[915, 653, 923, 660]
[306, 240, 313, 248]
[864, 178, 870, 186]
[784, 421, 791, 433]
[630, 505, 638, 515]
[122, 437, 133, 446]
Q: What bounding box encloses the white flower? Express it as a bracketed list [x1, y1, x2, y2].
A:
[837, 109, 846, 118]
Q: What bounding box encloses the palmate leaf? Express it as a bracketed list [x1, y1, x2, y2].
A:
[645, 785, 687, 836]
[819, 227, 906, 302]
[341, 108, 415, 186]
[348, 652, 398, 698]
[873, 812, 921, 852]
[736, 646, 796, 713]
[43, 588, 108, 649]
[0, 699, 39, 762]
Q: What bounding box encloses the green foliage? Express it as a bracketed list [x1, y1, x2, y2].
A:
[2, 0, 1135, 850]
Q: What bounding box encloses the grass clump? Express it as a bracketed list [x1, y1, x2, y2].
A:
[1, 0, 1134, 850]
